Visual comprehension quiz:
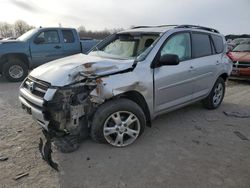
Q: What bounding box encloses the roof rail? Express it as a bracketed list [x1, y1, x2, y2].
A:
[155, 25, 178, 28]
[131, 25, 178, 29]
[131, 26, 152, 29]
[175, 25, 220, 33]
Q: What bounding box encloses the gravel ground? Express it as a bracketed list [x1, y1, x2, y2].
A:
[0, 78, 58, 188]
[0, 78, 249, 188]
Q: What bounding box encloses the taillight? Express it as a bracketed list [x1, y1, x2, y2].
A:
[226, 52, 234, 61]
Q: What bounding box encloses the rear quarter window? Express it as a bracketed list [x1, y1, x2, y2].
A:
[211, 35, 224, 53]
[192, 33, 212, 58]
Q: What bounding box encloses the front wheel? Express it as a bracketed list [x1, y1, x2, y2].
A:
[202, 77, 225, 109]
[2, 60, 28, 82]
[91, 99, 146, 147]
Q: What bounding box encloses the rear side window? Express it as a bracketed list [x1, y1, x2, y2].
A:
[62, 30, 75, 43]
[211, 35, 224, 53]
[192, 33, 212, 58]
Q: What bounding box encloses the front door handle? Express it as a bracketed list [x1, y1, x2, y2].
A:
[54, 45, 61, 49]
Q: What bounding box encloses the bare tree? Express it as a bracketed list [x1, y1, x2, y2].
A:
[0, 20, 123, 40]
[0, 22, 14, 38]
[14, 20, 34, 37]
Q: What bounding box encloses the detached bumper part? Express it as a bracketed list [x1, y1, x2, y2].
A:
[39, 130, 59, 171]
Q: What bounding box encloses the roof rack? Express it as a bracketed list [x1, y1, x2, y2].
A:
[156, 25, 178, 28]
[131, 25, 178, 29]
[175, 25, 220, 33]
[131, 26, 152, 29]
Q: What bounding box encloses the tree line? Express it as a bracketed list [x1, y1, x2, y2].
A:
[0, 20, 123, 40]
[0, 20, 35, 38]
[77, 26, 123, 39]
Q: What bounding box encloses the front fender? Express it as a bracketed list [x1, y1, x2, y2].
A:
[90, 71, 148, 102]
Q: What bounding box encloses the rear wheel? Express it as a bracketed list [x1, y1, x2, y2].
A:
[2, 59, 28, 82]
[91, 99, 146, 147]
[202, 77, 225, 109]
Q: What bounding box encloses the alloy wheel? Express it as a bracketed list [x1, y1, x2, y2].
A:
[103, 111, 141, 147]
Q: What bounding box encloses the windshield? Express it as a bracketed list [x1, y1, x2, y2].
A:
[233, 44, 250, 52]
[17, 29, 37, 41]
[89, 33, 159, 60]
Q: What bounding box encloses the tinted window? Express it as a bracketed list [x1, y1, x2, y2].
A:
[211, 35, 224, 53]
[160, 33, 191, 61]
[62, 30, 75, 43]
[36, 30, 59, 44]
[192, 33, 212, 58]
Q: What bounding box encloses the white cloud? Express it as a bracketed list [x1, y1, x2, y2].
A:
[0, 0, 249, 34]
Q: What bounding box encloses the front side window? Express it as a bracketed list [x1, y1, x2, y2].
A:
[36, 30, 59, 44]
[160, 33, 191, 61]
[192, 33, 212, 58]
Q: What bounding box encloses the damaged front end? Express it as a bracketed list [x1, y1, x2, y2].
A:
[19, 54, 139, 170]
[19, 74, 101, 170]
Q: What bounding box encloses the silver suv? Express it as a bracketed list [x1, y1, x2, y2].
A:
[19, 25, 232, 151]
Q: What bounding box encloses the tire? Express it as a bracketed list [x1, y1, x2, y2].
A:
[202, 77, 225, 109]
[91, 98, 146, 147]
[2, 59, 28, 82]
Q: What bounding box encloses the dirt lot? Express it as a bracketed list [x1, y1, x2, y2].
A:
[0, 78, 250, 188]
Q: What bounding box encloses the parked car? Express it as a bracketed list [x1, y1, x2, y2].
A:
[228, 43, 250, 79]
[239, 38, 250, 44]
[228, 38, 250, 49]
[0, 27, 99, 82]
[19, 25, 232, 155]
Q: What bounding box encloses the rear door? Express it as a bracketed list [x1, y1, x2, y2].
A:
[154, 32, 194, 112]
[61, 29, 81, 56]
[30, 29, 64, 67]
[190, 32, 218, 99]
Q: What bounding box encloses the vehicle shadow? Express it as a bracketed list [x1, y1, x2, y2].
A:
[0, 76, 7, 83]
[228, 79, 250, 86]
[0, 76, 22, 84]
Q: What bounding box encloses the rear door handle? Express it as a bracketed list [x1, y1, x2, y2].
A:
[54, 45, 61, 49]
[216, 60, 220, 65]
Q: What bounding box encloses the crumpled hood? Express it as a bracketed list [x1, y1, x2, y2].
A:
[30, 53, 135, 87]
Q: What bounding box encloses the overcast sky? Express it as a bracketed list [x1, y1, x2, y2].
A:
[1, 0, 249, 34]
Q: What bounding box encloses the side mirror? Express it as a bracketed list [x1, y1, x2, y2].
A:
[34, 37, 45, 44]
[158, 54, 180, 66]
